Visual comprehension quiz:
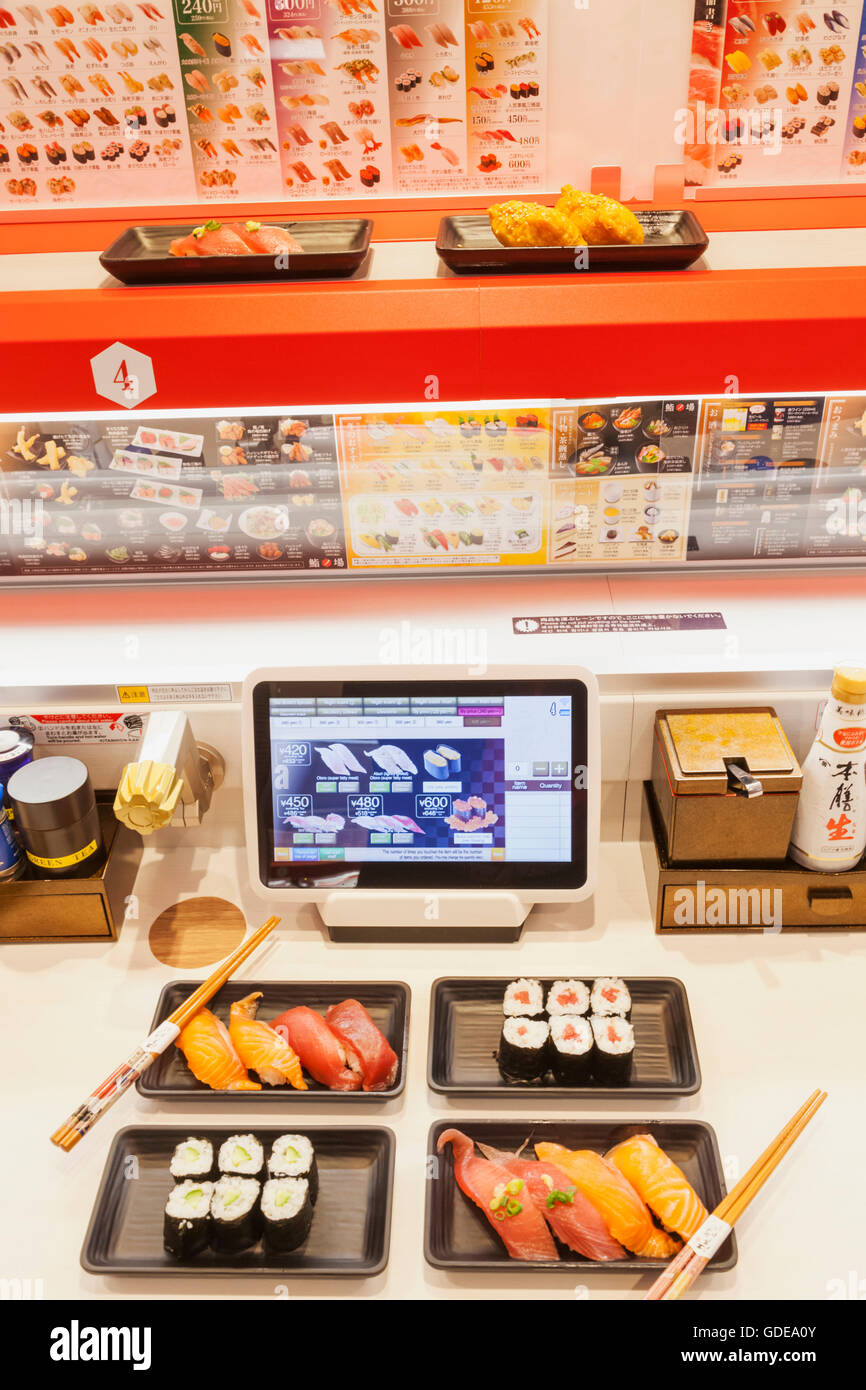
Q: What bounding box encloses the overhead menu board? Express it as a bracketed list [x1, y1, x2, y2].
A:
[1, 391, 866, 579]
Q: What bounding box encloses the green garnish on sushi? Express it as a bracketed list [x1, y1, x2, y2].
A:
[506, 1200, 523, 1216]
[506, 1179, 523, 1196]
[545, 1188, 575, 1209]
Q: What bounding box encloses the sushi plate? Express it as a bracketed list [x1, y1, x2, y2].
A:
[100, 218, 373, 285]
[436, 210, 708, 274]
[137, 980, 410, 1102]
[81, 1125, 395, 1276]
[424, 1119, 736, 1274]
[427, 977, 700, 1098]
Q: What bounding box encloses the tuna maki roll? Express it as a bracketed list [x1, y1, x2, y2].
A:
[210, 1176, 261, 1253]
[169, 1136, 215, 1182]
[549, 1015, 594, 1085]
[268, 1133, 318, 1205]
[164, 1180, 213, 1258]
[546, 979, 590, 1017]
[261, 1177, 313, 1253]
[218, 1133, 265, 1180]
[590, 1014, 635, 1084]
[590, 976, 631, 1018]
[498, 1016, 549, 1080]
[503, 977, 544, 1017]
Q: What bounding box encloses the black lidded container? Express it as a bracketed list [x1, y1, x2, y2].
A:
[7, 756, 105, 879]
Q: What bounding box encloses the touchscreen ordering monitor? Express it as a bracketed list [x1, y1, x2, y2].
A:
[250, 678, 589, 892]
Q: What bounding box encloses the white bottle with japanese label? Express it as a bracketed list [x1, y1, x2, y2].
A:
[789, 667, 866, 872]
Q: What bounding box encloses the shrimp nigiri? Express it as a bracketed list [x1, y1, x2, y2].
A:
[175, 1008, 261, 1090]
[229, 991, 307, 1089]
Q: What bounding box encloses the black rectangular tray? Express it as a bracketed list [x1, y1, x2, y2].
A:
[427, 976, 700, 1098]
[424, 1119, 735, 1273]
[137, 980, 409, 1102]
[100, 218, 373, 285]
[81, 1124, 395, 1276]
[437, 210, 708, 274]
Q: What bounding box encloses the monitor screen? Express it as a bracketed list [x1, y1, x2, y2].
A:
[251, 679, 589, 891]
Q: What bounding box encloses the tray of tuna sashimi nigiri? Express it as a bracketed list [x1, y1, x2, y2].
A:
[136, 981, 409, 1101]
[81, 1124, 394, 1276]
[99, 216, 373, 284]
[424, 1121, 736, 1273]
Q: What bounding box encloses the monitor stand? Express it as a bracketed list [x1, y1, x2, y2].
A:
[319, 890, 529, 943]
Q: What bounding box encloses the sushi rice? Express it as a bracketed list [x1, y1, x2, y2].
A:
[169, 1136, 215, 1181]
[261, 1177, 313, 1252]
[590, 977, 631, 1018]
[498, 1016, 549, 1080]
[218, 1133, 265, 1178]
[268, 1133, 318, 1204]
[502, 978, 544, 1017]
[210, 1175, 262, 1253]
[546, 979, 590, 1017]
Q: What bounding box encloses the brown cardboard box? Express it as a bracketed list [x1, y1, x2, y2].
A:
[0, 799, 141, 944]
[652, 707, 802, 865]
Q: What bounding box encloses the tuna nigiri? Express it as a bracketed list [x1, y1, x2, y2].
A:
[175, 1008, 261, 1090]
[477, 1144, 626, 1261]
[229, 991, 307, 1089]
[534, 1143, 681, 1258]
[271, 1004, 361, 1091]
[606, 1134, 707, 1240]
[324, 998, 398, 1092]
[170, 219, 250, 256]
[231, 219, 303, 254]
[438, 1129, 559, 1261]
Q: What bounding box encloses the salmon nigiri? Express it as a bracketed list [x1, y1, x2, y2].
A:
[228, 991, 307, 1089]
[439, 1129, 559, 1261]
[230, 219, 303, 254]
[477, 1143, 626, 1261]
[534, 1143, 681, 1258]
[606, 1134, 707, 1241]
[175, 1007, 261, 1090]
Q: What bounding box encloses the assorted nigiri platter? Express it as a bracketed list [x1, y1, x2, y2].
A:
[81, 1125, 395, 1276]
[99, 217, 372, 284]
[427, 977, 700, 1098]
[137, 981, 409, 1102]
[424, 1121, 736, 1273]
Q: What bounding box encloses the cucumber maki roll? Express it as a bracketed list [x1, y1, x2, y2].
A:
[169, 1136, 215, 1182]
[261, 1177, 313, 1253]
[210, 1176, 261, 1253]
[164, 1180, 213, 1259]
[549, 1015, 594, 1084]
[498, 1016, 549, 1080]
[268, 1134, 318, 1205]
[218, 1133, 265, 1180]
[590, 1014, 635, 1085]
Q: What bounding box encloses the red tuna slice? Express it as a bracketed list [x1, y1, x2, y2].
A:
[269, 1005, 361, 1091]
[324, 998, 398, 1092]
[437, 1129, 559, 1262]
[477, 1144, 627, 1261]
[230, 219, 303, 255]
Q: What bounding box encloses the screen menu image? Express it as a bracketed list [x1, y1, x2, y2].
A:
[267, 693, 573, 866]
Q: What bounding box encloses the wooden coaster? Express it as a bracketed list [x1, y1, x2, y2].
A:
[148, 896, 247, 969]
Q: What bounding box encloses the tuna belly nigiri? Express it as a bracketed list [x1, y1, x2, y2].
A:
[270, 1004, 361, 1091]
[477, 1144, 626, 1261]
[324, 998, 398, 1092]
[438, 1129, 559, 1262]
[230, 219, 303, 254]
[175, 1008, 261, 1091]
[606, 1134, 708, 1241]
[534, 1143, 681, 1259]
[228, 991, 307, 1089]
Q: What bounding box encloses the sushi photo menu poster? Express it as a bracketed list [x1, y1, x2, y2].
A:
[172, 0, 280, 202]
[686, 0, 866, 189]
[464, 0, 546, 189]
[0, 0, 193, 210]
[335, 406, 550, 569]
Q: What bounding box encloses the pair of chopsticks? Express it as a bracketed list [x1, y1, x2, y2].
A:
[645, 1089, 826, 1301]
[50, 915, 280, 1153]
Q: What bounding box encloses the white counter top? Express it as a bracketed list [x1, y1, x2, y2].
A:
[1, 838, 861, 1301]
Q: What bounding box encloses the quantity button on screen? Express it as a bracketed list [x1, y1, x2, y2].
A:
[317, 781, 338, 793]
[392, 833, 413, 844]
[532, 761, 550, 776]
[338, 781, 360, 792]
[370, 833, 391, 844]
[292, 833, 314, 844]
[369, 782, 390, 792]
[551, 762, 570, 776]
[392, 782, 413, 792]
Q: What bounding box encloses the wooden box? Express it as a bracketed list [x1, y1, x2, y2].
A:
[641, 783, 866, 934]
[0, 799, 142, 944]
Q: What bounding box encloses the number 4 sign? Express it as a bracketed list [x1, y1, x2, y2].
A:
[90, 342, 156, 408]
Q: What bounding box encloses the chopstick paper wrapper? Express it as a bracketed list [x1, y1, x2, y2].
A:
[50, 915, 279, 1151]
[685, 1213, 733, 1260]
